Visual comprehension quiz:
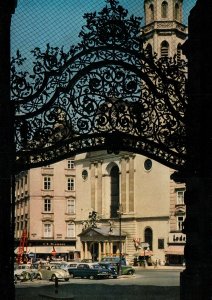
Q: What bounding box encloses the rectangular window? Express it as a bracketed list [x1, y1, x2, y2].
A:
[44, 223, 52, 238]
[43, 176, 51, 190]
[177, 190, 185, 205]
[67, 199, 75, 214]
[177, 216, 185, 231]
[67, 223, 75, 238]
[67, 160, 75, 169]
[44, 198, 51, 212]
[67, 177, 75, 191]
[158, 238, 164, 249]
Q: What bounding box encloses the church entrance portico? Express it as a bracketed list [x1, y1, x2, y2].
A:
[79, 225, 126, 262]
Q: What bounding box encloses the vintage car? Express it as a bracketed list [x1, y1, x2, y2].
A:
[98, 262, 118, 279]
[50, 261, 79, 271]
[37, 264, 70, 281]
[14, 266, 24, 283]
[100, 257, 135, 275]
[67, 263, 111, 279]
[14, 263, 41, 281]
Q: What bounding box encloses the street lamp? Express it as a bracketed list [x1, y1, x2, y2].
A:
[117, 203, 123, 276]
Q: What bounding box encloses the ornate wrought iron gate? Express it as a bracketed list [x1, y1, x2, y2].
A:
[11, 0, 187, 172]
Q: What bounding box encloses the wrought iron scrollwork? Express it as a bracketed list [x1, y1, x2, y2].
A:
[11, 0, 187, 171]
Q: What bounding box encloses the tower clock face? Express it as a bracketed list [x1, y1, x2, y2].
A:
[144, 159, 152, 171]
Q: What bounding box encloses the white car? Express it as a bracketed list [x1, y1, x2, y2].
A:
[38, 264, 71, 281]
[14, 264, 41, 281]
[51, 261, 79, 271]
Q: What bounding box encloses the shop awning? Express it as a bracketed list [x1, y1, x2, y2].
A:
[135, 250, 153, 257]
[15, 246, 76, 254]
[165, 245, 185, 255]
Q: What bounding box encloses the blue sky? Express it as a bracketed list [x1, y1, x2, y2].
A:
[11, 0, 197, 58]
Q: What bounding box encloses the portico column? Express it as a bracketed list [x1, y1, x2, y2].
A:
[84, 241, 88, 259]
[103, 241, 106, 256]
[98, 242, 101, 261]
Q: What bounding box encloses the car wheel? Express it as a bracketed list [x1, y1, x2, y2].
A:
[89, 275, 95, 280]
[113, 276, 118, 279]
[69, 273, 74, 279]
[36, 274, 42, 280]
[127, 270, 134, 275]
[51, 274, 57, 281]
[65, 278, 69, 282]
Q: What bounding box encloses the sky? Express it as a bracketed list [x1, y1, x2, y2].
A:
[11, 0, 197, 59]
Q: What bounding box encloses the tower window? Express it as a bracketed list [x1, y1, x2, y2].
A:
[149, 4, 154, 21]
[177, 44, 182, 62]
[175, 3, 180, 21]
[161, 41, 169, 57]
[161, 1, 168, 18]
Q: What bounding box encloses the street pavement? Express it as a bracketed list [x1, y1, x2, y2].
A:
[15, 267, 184, 300]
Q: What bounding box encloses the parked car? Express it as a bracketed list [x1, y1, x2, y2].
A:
[100, 257, 135, 275]
[51, 261, 79, 271]
[98, 262, 118, 278]
[68, 263, 111, 279]
[14, 264, 41, 281]
[14, 266, 25, 283]
[37, 264, 70, 281]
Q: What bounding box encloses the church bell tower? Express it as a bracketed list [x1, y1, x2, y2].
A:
[143, 0, 187, 58]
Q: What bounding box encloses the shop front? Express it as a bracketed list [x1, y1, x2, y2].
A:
[165, 245, 185, 265]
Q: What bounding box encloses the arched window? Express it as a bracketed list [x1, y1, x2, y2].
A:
[161, 40, 169, 57]
[177, 43, 182, 62]
[149, 4, 154, 21]
[175, 3, 180, 21]
[144, 227, 153, 250]
[110, 165, 120, 218]
[146, 43, 153, 56]
[161, 1, 168, 18]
